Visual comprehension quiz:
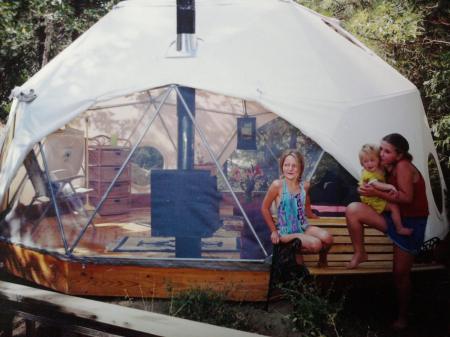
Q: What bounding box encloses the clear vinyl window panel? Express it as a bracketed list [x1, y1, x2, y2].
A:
[2, 86, 357, 262]
[428, 153, 444, 214]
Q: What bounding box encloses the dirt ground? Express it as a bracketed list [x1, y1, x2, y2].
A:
[2, 269, 449, 337]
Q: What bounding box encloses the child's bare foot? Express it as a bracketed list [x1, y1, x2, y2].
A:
[346, 253, 368, 269]
[397, 227, 413, 236]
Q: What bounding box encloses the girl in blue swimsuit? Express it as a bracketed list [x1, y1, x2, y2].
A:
[261, 150, 333, 266]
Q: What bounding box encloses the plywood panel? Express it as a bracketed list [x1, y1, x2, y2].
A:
[67, 263, 269, 301]
[0, 242, 270, 301]
[0, 242, 69, 292]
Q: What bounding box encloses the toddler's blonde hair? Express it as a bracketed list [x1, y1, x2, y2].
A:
[358, 144, 379, 166]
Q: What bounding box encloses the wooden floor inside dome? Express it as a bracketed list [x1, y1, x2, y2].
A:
[0, 207, 444, 301]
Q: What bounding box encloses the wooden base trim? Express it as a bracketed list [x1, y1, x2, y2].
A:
[0, 241, 269, 302]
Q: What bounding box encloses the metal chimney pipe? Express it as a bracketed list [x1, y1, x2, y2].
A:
[176, 0, 195, 51]
[175, 1, 198, 257]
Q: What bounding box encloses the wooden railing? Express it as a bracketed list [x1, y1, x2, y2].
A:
[0, 281, 263, 337]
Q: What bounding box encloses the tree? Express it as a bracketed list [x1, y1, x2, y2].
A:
[0, 0, 119, 120]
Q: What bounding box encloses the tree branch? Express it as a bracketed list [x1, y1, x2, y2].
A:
[428, 0, 450, 19]
[423, 38, 450, 46]
[41, 15, 54, 67]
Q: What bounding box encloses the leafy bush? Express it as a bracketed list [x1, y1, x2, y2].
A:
[280, 277, 345, 337]
[426, 54, 450, 177]
[169, 287, 251, 331]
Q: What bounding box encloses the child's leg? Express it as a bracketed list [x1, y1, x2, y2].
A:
[304, 226, 334, 267]
[278, 234, 306, 264]
[385, 203, 413, 236]
[280, 233, 322, 253]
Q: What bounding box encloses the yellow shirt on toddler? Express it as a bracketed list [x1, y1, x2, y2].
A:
[360, 170, 387, 214]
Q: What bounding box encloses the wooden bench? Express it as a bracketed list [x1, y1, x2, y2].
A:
[0, 280, 264, 337]
[305, 217, 444, 275]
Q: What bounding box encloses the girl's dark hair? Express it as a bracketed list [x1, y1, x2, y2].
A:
[382, 133, 413, 161]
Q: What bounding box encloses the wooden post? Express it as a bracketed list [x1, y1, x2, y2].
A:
[0, 312, 13, 337]
[37, 325, 62, 337]
[25, 320, 37, 337]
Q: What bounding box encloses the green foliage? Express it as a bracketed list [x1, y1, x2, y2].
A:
[431, 114, 450, 168]
[0, 0, 119, 121]
[169, 287, 251, 331]
[425, 54, 450, 175]
[424, 63, 450, 117]
[224, 117, 323, 194]
[281, 277, 345, 337]
[345, 1, 423, 52]
[131, 146, 164, 171]
[296, 0, 367, 19]
[428, 153, 444, 214]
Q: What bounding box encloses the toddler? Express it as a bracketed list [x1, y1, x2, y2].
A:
[359, 144, 412, 236]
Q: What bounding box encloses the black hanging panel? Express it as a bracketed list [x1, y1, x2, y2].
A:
[237, 117, 257, 150]
[151, 170, 222, 237]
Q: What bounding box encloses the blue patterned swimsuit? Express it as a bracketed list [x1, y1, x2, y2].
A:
[277, 179, 309, 236]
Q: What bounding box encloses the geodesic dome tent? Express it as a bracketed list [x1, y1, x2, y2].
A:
[0, 0, 447, 278]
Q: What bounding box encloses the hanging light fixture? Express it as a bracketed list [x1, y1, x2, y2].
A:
[237, 100, 257, 150]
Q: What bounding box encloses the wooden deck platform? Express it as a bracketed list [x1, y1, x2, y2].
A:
[0, 211, 444, 302]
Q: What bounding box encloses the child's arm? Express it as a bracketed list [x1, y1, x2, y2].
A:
[261, 180, 281, 244]
[304, 181, 319, 219]
[369, 180, 397, 192]
[359, 161, 414, 204]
